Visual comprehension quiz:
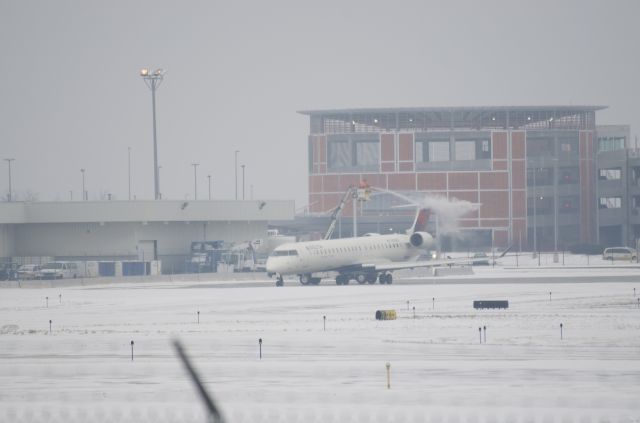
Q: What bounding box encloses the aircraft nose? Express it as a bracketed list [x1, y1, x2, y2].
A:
[265, 257, 279, 274]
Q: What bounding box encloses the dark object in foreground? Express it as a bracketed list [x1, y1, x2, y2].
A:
[173, 340, 225, 423]
[473, 300, 509, 309]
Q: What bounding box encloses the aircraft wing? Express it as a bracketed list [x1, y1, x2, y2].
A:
[363, 257, 475, 272]
[362, 246, 512, 272]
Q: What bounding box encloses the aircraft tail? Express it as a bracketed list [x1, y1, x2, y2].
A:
[409, 208, 431, 233]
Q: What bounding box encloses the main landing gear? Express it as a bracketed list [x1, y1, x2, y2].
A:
[379, 273, 393, 284]
[335, 272, 392, 285]
[299, 274, 321, 286]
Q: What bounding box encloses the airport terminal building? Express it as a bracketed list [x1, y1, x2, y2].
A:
[0, 200, 294, 273]
[301, 106, 605, 250]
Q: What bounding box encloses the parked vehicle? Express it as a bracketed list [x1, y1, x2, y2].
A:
[602, 247, 637, 261]
[38, 262, 79, 279]
[471, 252, 491, 266]
[0, 264, 18, 281]
[17, 264, 41, 280]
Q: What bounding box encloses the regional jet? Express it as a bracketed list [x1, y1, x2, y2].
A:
[266, 208, 475, 286]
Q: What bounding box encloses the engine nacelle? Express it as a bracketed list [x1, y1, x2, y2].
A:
[409, 231, 434, 248]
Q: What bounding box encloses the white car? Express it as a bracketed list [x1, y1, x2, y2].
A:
[17, 264, 41, 280]
[602, 247, 637, 261]
[38, 262, 79, 279]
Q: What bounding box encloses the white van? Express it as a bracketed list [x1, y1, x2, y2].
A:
[38, 262, 79, 279]
[602, 247, 637, 262]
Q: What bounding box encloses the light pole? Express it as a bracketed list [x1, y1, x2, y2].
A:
[157, 166, 162, 199]
[207, 175, 212, 200]
[531, 166, 537, 253]
[80, 168, 86, 201]
[128, 147, 131, 201]
[241, 164, 245, 200]
[234, 150, 239, 200]
[139, 67, 165, 200]
[191, 163, 199, 200]
[4, 158, 14, 202]
[553, 156, 559, 256]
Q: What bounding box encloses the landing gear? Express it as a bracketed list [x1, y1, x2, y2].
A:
[378, 273, 393, 284]
[299, 274, 321, 286]
[276, 275, 284, 287]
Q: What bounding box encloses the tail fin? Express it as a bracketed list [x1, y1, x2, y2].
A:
[409, 208, 431, 233]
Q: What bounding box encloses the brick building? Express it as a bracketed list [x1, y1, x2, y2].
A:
[300, 106, 605, 249]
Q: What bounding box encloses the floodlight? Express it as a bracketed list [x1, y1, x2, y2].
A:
[140, 68, 149, 76]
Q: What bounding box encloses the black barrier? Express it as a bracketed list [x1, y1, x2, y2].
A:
[473, 300, 509, 309]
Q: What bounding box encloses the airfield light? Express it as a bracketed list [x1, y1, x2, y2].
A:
[140, 68, 149, 76]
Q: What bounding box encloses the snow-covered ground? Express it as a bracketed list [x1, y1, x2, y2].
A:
[1, 266, 639, 422]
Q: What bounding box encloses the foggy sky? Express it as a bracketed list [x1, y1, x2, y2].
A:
[1, 0, 639, 208]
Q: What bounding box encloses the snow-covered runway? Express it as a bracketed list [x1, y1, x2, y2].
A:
[1, 273, 639, 422]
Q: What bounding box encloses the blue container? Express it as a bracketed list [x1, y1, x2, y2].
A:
[123, 261, 146, 276]
[98, 262, 116, 277]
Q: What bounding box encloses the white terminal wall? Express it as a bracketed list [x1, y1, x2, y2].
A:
[0, 200, 295, 259]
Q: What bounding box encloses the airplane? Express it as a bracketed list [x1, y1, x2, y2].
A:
[266, 208, 481, 287]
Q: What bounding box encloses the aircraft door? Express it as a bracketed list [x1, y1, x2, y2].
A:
[293, 248, 309, 271]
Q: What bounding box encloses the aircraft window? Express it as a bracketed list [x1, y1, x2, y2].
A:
[289, 250, 298, 256]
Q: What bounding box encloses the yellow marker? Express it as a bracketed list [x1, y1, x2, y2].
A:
[386, 362, 391, 389]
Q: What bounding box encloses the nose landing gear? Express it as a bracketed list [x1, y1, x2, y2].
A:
[275, 275, 284, 287]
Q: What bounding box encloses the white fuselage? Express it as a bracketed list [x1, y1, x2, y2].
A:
[266, 233, 423, 276]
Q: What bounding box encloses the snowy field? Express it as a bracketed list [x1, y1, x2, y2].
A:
[1, 267, 639, 422]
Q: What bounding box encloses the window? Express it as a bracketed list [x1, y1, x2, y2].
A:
[599, 168, 621, 181]
[327, 136, 379, 170]
[354, 141, 378, 166]
[559, 167, 579, 185]
[270, 250, 298, 257]
[598, 136, 625, 152]
[455, 140, 476, 160]
[599, 197, 622, 209]
[559, 196, 578, 213]
[429, 141, 450, 162]
[328, 141, 350, 169]
[527, 137, 555, 157]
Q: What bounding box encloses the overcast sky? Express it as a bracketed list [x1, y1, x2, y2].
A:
[1, 0, 638, 207]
